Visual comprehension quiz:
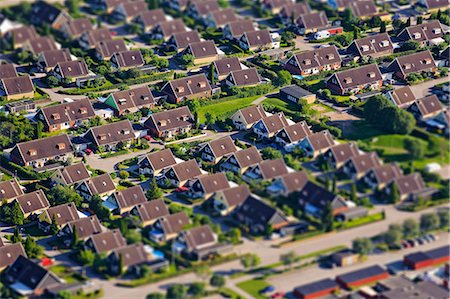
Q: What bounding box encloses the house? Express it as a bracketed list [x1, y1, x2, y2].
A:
[326, 63, 383, 95]
[223, 19, 255, 40]
[10, 134, 73, 168]
[95, 39, 128, 60]
[293, 279, 339, 299]
[284, 46, 341, 76]
[110, 50, 145, 70]
[296, 12, 329, 34]
[267, 171, 308, 197]
[59, 215, 103, 242]
[253, 112, 289, 139]
[185, 172, 230, 200]
[0, 75, 34, 100]
[397, 21, 444, 47]
[182, 40, 220, 65]
[76, 173, 116, 201]
[439, 46, 449, 67]
[151, 19, 186, 41]
[336, 265, 389, 289]
[31, 1, 71, 29]
[104, 185, 147, 215]
[275, 121, 312, 152]
[385, 173, 434, 201]
[409, 94, 443, 121]
[53, 60, 90, 84]
[24, 37, 57, 56]
[205, 8, 237, 28]
[0, 179, 24, 204]
[130, 199, 169, 227]
[347, 33, 394, 58]
[95, 0, 131, 13]
[138, 149, 177, 177]
[219, 146, 262, 174]
[239, 29, 273, 52]
[86, 229, 126, 254]
[387, 86, 416, 109]
[435, 108, 449, 135]
[39, 203, 80, 232]
[0, 63, 17, 79]
[15, 190, 50, 219]
[60, 18, 93, 39]
[235, 195, 289, 233]
[3, 255, 63, 297]
[84, 120, 135, 151]
[297, 181, 348, 217]
[363, 163, 403, 190]
[0, 243, 26, 271]
[418, 0, 449, 13]
[0, 14, 20, 36]
[212, 56, 243, 81]
[134, 9, 166, 32]
[144, 106, 194, 139]
[388, 51, 436, 80]
[149, 212, 190, 242]
[187, 0, 220, 20]
[5, 26, 38, 49]
[348, 0, 379, 20]
[35, 98, 95, 132]
[159, 159, 203, 187]
[199, 136, 237, 164]
[113, 0, 148, 22]
[299, 130, 335, 158]
[243, 159, 289, 182]
[166, 0, 189, 11]
[213, 185, 250, 215]
[37, 48, 72, 73]
[161, 74, 212, 104]
[78, 28, 113, 49]
[279, 2, 311, 24]
[166, 30, 201, 53]
[280, 85, 316, 104]
[262, 0, 294, 14]
[225, 68, 262, 87]
[104, 86, 154, 116]
[323, 142, 359, 169]
[342, 152, 381, 180]
[231, 104, 267, 130]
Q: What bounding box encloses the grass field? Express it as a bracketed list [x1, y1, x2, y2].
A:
[237, 278, 270, 299]
[197, 96, 259, 122]
[263, 97, 300, 113]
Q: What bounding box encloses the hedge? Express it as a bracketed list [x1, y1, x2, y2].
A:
[0, 156, 52, 180]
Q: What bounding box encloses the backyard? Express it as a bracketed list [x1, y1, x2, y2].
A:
[196, 95, 259, 122]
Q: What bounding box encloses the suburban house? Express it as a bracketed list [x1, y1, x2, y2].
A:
[212, 56, 244, 81]
[384, 173, 435, 202]
[51, 163, 90, 187]
[297, 181, 348, 217]
[185, 172, 230, 200]
[231, 104, 267, 130]
[213, 184, 251, 215]
[279, 2, 311, 24]
[239, 29, 273, 52]
[205, 8, 237, 28]
[60, 18, 93, 39]
[35, 98, 95, 132]
[134, 9, 166, 32]
[166, 0, 189, 11]
[110, 50, 145, 70]
[219, 146, 262, 174]
[161, 73, 213, 104]
[95, 0, 130, 13]
[242, 159, 289, 182]
[418, 0, 449, 12]
[151, 19, 186, 41]
[262, 0, 294, 14]
[5, 26, 38, 49]
[52, 60, 91, 84]
[104, 185, 147, 215]
[138, 149, 177, 177]
[235, 195, 289, 234]
[130, 199, 169, 227]
[387, 86, 416, 109]
[199, 136, 237, 164]
[296, 11, 329, 34]
[39, 203, 80, 232]
[0, 75, 34, 101]
[143, 106, 195, 139]
[326, 64, 383, 95]
[10, 134, 73, 168]
[347, 33, 394, 58]
[0, 243, 26, 271]
[95, 39, 128, 60]
[342, 152, 381, 180]
[149, 212, 190, 242]
[59, 215, 103, 244]
[78, 28, 113, 49]
[104, 86, 154, 115]
[0, 63, 17, 79]
[84, 120, 135, 151]
[187, 0, 220, 21]
[299, 130, 335, 158]
[158, 159, 203, 187]
[275, 121, 312, 152]
[348, 0, 381, 20]
[284, 46, 341, 76]
[253, 112, 290, 139]
[409, 95, 443, 121]
[363, 163, 403, 190]
[31, 1, 71, 29]
[397, 21, 444, 47]
[267, 171, 308, 197]
[388, 51, 436, 80]
[24, 36, 57, 56]
[225, 68, 262, 88]
[323, 142, 360, 169]
[113, 0, 148, 22]
[223, 19, 255, 40]
[166, 30, 201, 53]
[182, 40, 220, 65]
[37, 48, 72, 72]
[85, 229, 126, 254]
[15, 190, 50, 219]
[76, 173, 116, 201]
[280, 85, 316, 104]
[0, 179, 24, 204]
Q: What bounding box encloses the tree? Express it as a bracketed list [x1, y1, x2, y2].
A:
[437, 210, 449, 229]
[146, 178, 163, 200]
[118, 170, 129, 180]
[277, 70, 292, 87]
[146, 293, 165, 299]
[118, 254, 124, 276]
[363, 95, 392, 123]
[380, 21, 386, 33]
[205, 112, 216, 127]
[352, 237, 373, 256]
[229, 228, 241, 244]
[385, 108, 416, 134]
[384, 224, 402, 248]
[50, 214, 60, 235]
[78, 249, 95, 266]
[11, 227, 22, 243]
[388, 182, 400, 204]
[210, 274, 226, 288]
[147, 0, 159, 9]
[404, 138, 424, 159]
[417, 16, 423, 24]
[65, 0, 80, 15]
[240, 253, 261, 269]
[400, 40, 419, 52]
[167, 284, 188, 299]
[209, 63, 216, 84]
[350, 183, 357, 203]
[47, 185, 83, 207]
[71, 224, 79, 247]
[402, 219, 419, 239]
[321, 202, 334, 232]
[181, 54, 194, 67]
[261, 147, 283, 160]
[188, 282, 205, 297]
[353, 27, 359, 40]
[10, 201, 24, 225]
[193, 264, 211, 282]
[420, 213, 439, 232]
[24, 236, 43, 258]
[280, 251, 297, 269]
[89, 195, 111, 221]
[36, 121, 43, 139]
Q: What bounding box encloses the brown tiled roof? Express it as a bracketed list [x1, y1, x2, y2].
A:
[137, 9, 166, 27]
[0, 64, 17, 79]
[423, 0, 450, 9]
[96, 39, 127, 58]
[39, 98, 95, 126]
[414, 95, 443, 117]
[104, 0, 130, 9]
[64, 18, 93, 37]
[191, 0, 220, 16]
[157, 19, 186, 38]
[280, 2, 311, 19]
[259, 159, 288, 180]
[391, 51, 436, 76]
[40, 49, 72, 69]
[279, 171, 308, 193]
[135, 199, 169, 222]
[45, 203, 80, 226]
[120, 0, 148, 17]
[160, 212, 190, 235]
[182, 225, 215, 251]
[401, 21, 443, 43]
[144, 106, 194, 133]
[293, 46, 341, 71]
[171, 31, 201, 49]
[203, 136, 237, 159]
[1, 76, 34, 96]
[243, 29, 272, 47]
[350, 33, 393, 56]
[221, 185, 250, 207]
[238, 105, 266, 124]
[0, 179, 24, 202]
[16, 190, 49, 215]
[8, 26, 38, 45]
[210, 8, 237, 26]
[187, 40, 218, 58]
[90, 229, 126, 253]
[279, 121, 311, 143]
[84, 28, 113, 46]
[113, 185, 147, 210]
[226, 19, 254, 37]
[172, 159, 202, 181]
[197, 172, 230, 194]
[229, 68, 261, 86]
[371, 163, 403, 185]
[348, 152, 381, 174]
[261, 112, 289, 134]
[28, 37, 57, 55]
[112, 50, 144, 68]
[349, 0, 377, 18]
[394, 173, 426, 196]
[214, 57, 242, 76]
[165, 74, 212, 99]
[0, 243, 26, 269]
[329, 142, 359, 164]
[297, 12, 328, 29]
[390, 86, 416, 107]
[15, 134, 73, 164]
[66, 215, 102, 239]
[145, 149, 177, 172]
[332, 64, 382, 89]
[56, 60, 89, 78]
[88, 120, 135, 146]
[113, 243, 149, 267]
[233, 146, 262, 168]
[58, 161, 90, 186]
[306, 131, 334, 151]
[83, 173, 115, 196]
[110, 86, 154, 112]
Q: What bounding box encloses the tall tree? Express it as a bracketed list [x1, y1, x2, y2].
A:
[389, 183, 399, 204]
[118, 254, 124, 275]
[11, 201, 24, 225]
[12, 227, 22, 243]
[402, 219, 419, 239]
[146, 178, 163, 200]
[71, 224, 79, 247]
[321, 202, 334, 232]
[50, 214, 59, 235]
[36, 121, 43, 139]
[380, 21, 386, 33]
[209, 63, 216, 85]
[352, 237, 373, 256]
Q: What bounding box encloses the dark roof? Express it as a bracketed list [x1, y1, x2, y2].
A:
[15, 134, 73, 163]
[414, 95, 443, 117]
[15, 190, 49, 215]
[112, 50, 145, 68]
[45, 203, 80, 226]
[393, 173, 426, 196]
[226, 19, 254, 37]
[371, 163, 403, 184]
[0, 243, 26, 269]
[210, 8, 237, 26]
[113, 185, 147, 210]
[39, 98, 95, 126]
[83, 28, 113, 47]
[236, 195, 288, 226]
[196, 172, 230, 194]
[40, 49, 72, 69]
[144, 148, 177, 171]
[297, 181, 345, 211]
[66, 215, 102, 239]
[348, 0, 377, 18]
[28, 37, 57, 54]
[236, 104, 266, 125]
[144, 106, 194, 133]
[134, 199, 169, 222]
[294, 279, 338, 296]
[242, 29, 272, 47]
[56, 60, 89, 78]
[187, 40, 218, 58]
[350, 33, 393, 56]
[306, 131, 334, 151]
[182, 225, 216, 251]
[159, 212, 190, 235]
[214, 56, 242, 76]
[0, 64, 17, 79]
[0, 179, 24, 202]
[90, 229, 126, 253]
[233, 146, 262, 168]
[405, 251, 430, 263]
[1, 75, 34, 96]
[336, 265, 387, 284]
[328, 142, 359, 164]
[112, 243, 149, 267]
[390, 86, 416, 107]
[424, 245, 449, 260]
[281, 85, 313, 98]
[391, 51, 436, 76]
[229, 68, 261, 86]
[279, 171, 309, 194]
[423, 0, 450, 9]
[110, 86, 154, 112]
[171, 159, 203, 181]
[163, 74, 212, 99]
[170, 31, 201, 49]
[292, 46, 341, 71]
[190, 0, 220, 16]
[87, 120, 135, 146]
[96, 39, 127, 58]
[220, 185, 251, 207]
[64, 18, 93, 37]
[258, 159, 288, 180]
[136, 9, 166, 27]
[118, 0, 148, 18]
[260, 112, 289, 134]
[297, 11, 328, 29]
[332, 63, 382, 89]
[348, 152, 381, 174]
[399, 21, 443, 43]
[157, 19, 186, 38]
[8, 26, 38, 45]
[280, 2, 311, 19]
[202, 136, 237, 159]
[279, 121, 312, 143]
[31, 1, 65, 24]
[82, 173, 115, 196]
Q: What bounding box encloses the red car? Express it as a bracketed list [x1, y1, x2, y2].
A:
[174, 186, 188, 193]
[271, 292, 285, 299]
[84, 149, 93, 155]
[143, 135, 153, 141]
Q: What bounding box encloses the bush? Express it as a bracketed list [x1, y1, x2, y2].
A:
[118, 170, 129, 180]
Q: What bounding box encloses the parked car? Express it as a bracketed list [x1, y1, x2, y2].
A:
[174, 186, 188, 193]
[260, 286, 275, 294]
[271, 292, 285, 299]
[84, 148, 93, 155]
[143, 135, 153, 141]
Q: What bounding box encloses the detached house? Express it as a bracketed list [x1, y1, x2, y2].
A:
[104, 86, 154, 116]
[262, 0, 294, 14]
[134, 9, 166, 32]
[166, 31, 201, 53]
[347, 33, 394, 58]
[0, 63, 17, 79]
[299, 130, 335, 158]
[397, 21, 444, 47]
[212, 56, 243, 81]
[275, 121, 312, 152]
[79, 28, 113, 49]
[151, 19, 186, 41]
[53, 60, 90, 84]
[86, 229, 126, 254]
[342, 152, 381, 180]
[253, 112, 289, 139]
[409, 95, 443, 121]
[326, 63, 383, 95]
[159, 159, 203, 187]
[113, 0, 148, 22]
[267, 171, 308, 197]
[31, 1, 71, 29]
[76, 173, 116, 201]
[144, 106, 195, 139]
[183, 40, 220, 65]
[6, 26, 38, 49]
[279, 2, 311, 24]
[37, 48, 72, 73]
[363, 163, 403, 190]
[24, 37, 57, 56]
[110, 50, 145, 70]
[384, 173, 434, 202]
[231, 105, 267, 130]
[225, 68, 262, 88]
[59, 215, 102, 244]
[243, 159, 289, 182]
[95, 39, 128, 60]
[84, 120, 135, 151]
[199, 136, 237, 164]
[149, 211, 190, 242]
[51, 162, 91, 187]
[348, 0, 379, 20]
[418, 0, 450, 13]
[296, 11, 329, 34]
[219, 146, 262, 174]
[223, 19, 255, 40]
[239, 29, 273, 52]
[387, 86, 416, 109]
[205, 8, 237, 28]
[15, 190, 50, 219]
[388, 51, 436, 80]
[185, 172, 230, 200]
[39, 203, 80, 232]
[131, 199, 169, 227]
[0, 179, 24, 204]
[187, 0, 220, 20]
[0, 75, 34, 100]
[284, 46, 341, 76]
[10, 134, 73, 168]
[323, 142, 359, 169]
[60, 18, 93, 39]
[138, 148, 177, 177]
[161, 74, 213, 103]
[104, 185, 147, 215]
[297, 181, 348, 217]
[213, 185, 251, 215]
[0, 243, 26, 271]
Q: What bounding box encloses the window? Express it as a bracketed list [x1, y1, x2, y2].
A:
[368, 72, 376, 78]
[57, 143, 66, 150]
[361, 45, 370, 52]
[29, 149, 37, 156]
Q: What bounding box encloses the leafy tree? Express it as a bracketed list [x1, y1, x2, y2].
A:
[402, 219, 419, 239]
[146, 293, 165, 299]
[240, 253, 261, 269]
[321, 201, 334, 232]
[147, 0, 160, 9]
[78, 249, 95, 266]
[71, 224, 79, 247]
[401, 40, 419, 52]
[46, 185, 83, 207]
[118, 254, 124, 275]
[188, 282, 205, 297]
[277, 70, 292, 87]
[437, 210, 449, 229]
[352, 237, 373, 256]
[229, 228, 241, 244]
[118, 170, 129, 180]
[350, 183, 357, 203]
[420, 213, 440, 232]
[404, 138, 424, 159]
[210, 274, 226, 288]
[363, 95, 392, 123]
[261, 147, 282, 160]
[417, 16, 423, 24]
[280, 251, 297, 269]
[181, 54, 194, 67]
[209, 63, 216, 85]
[11, 227, 22, 243]
[10, 201, 24, 225]
[65, 0, 80, 15]
[89, 195, 111, 221]
[36, 121, 44, 139]
[194, 264, 211, 281]
[384, 107, 416, 134]
[50, 214, 60, 235]
[388, 182, 400, 204]
[205, 112, 216, 126]
[24, 236, 43, 258]
[146, 178, 163, 200]
[384, 224, 402, 248]
[167, 284, 188, 299]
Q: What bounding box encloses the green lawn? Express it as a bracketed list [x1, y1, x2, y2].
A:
[237, 278, 270, 299]
[304, 80, 349, 102]
[197, 96, 259, 122]
[262, 97, 300, 113]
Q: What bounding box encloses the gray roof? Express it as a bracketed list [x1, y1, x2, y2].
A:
[281, 85, 313, 98]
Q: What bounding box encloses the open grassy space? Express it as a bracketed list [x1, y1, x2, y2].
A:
[263, 97, 301, 113]
[305, 80, 350, 102]
[197, 96, 259, 122]
[237, 278, 270, 299]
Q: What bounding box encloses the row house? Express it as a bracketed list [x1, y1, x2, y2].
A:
[0, 75, 35, 100]
[213, 185, 251, 216]
[161, 74, 213, 103]
[388, 50, 437, 80]
[60, 18, 93, 40]
[326, 63, 383, 95]
[299, 130, 335, 158]
[274, 121, 312, 152]
[219, 146, 262, 175]
[0, 179, 25, 204]
[199, 136, 237, 164]
[182, 40, 220, 65]
[104, 185, 147, 215]
[113, 0, 148, 22]
[225, 68, 262, 88]
[166, 30, 201, 53]
[205, 8, 237, 28]
[212, 56, 244, 81]
[38, 203, 80, 232]
[144, 106, 195, 139]
[138, 148, 177, 177]
[185, 172, 230, 200]
[397, 21, 444, 47]
[130, 198, 169, 227]
[342, 152, 381, 180]
[231, 104, 267, 130]
[134, 9, 166, 32]
[151, 19, 186, 41]
[223, 19, 255, 41]
[84, 120, 135, 151]
[323, 142, 360, 169]
[104, 86, 155, 116]
[37, 48, 72, 73]
[252, 112, 290, 139]
[347, 33, 394, 59]
[76, 173, 116, 201]
[242, 158, 289, 183]
[157, 159, 203, 188]
[50, 162, 91, 187]
[267, 171, 308, 197]
[239, 29, 273, 52]
[284, 46, 341, 76]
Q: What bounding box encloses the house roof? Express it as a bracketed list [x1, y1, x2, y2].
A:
[414, 95, 443, 117]
[214, 56, 242, 76]
[134, 199, 169, 223]
[88, 120, 135, 146]
[171, 30, 201, 49]
[0, 243, 26, 269]
[390, 86, 416, 107]
[110, 86, 154, 112]
[187, 40, 218, 58]
[0, 179, 24, 202]
[236, 195, 288, 226]
[220, 185, 250, 207]
[332, 63, 382, 89]
[113, 185, 147, 210]
[15, 190, 49, 215]
[136, 9, 166, 27]
[112, 50, 144, 68]
[164, 73, 212, 99]
[281, 85, 313, 99]
[297, 11, 328, 29]
[15, 134, 73, 164]
[336, 265, 387, 284]
[260, 112, 289, 134]
[28, 37, 57, 54]
[258, 159, 288, 180]
[280, 2, 311, 19]
[90, 229, 126, 253]
[229, 68, 261, 86]
[233, 146, 262, 168]
[1, 75, 34, 96]
[242, 29, 272, 47]
[103, 0, 130, 10]
[112, 243, 149, 267]
[226, 19, 254, 37]
[279, 171, 308, 194]
[348, 0, 377, 18]
[96, 39, 127, 58]
[159, 212, 190, 235]
[279, 121, 312, 143]
[400, 21, 443, 43]
[423, 0, 450, 9]
[0, 63, 17, 79]
[64, 18, 93, 37]
[157, 19, 186, 38]
[424, 245, 449, 260]
[196, 172, 230, 194]
[294, 279, 338, 296]
[171, 159, 202, 182]
[31, 1, 65, 25]
[393, 173, 426, 196]
[263, 0, 291, 9]
[306, 130, 334, 151]
[348, 152, 381, 174]
[297, 181, 345, 211]
[8, 26, 38, 45]
[371, 163, 403, 185]
[83, 28, 113, 47]
[144, 106, 194, 133]
[202, 136, 237, 159]
[182, 225, 215, 251]
[190, 0, 220, 16]
[57, 163, 90, 185]
[119, 0, 148, 18]
[82, 173, 115, 196]
[328, 142, 359, 164]
[236, 104, 266, 125]
[66, 215, 102, 239]
[292, 46, 341, 71]
[210, 8, 237, 26]
[350, 33, 393, 56]
[56, 60, 89, 78]
[391, 51, 436, 76]
[40, 49, 72, 69]
[144, 148, 177, 172]
[39, 98, 95, 126]
[45, 203, 80, 226]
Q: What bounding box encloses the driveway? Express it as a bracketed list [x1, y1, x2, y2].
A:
[408, 76, 449, 98]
